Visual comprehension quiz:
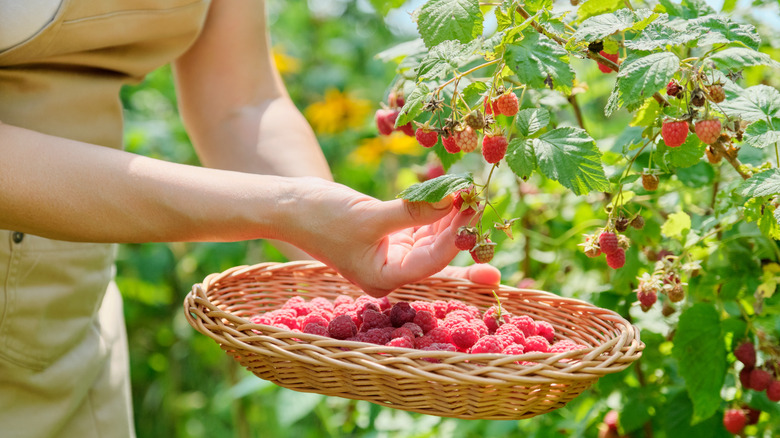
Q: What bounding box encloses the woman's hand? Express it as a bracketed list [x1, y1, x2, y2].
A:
[279, 177, 487, 297]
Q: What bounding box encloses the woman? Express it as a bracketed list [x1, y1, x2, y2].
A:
[0, 1, 499, 436]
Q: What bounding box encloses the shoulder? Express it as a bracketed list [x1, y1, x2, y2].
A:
[0, 0, 63, 51]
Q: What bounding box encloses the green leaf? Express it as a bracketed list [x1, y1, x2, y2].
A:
[710, 47, 780, 71]
[672, 303, 726, 424]
[368, 0, 406, 16]
[433, 142, 460, 171]
[661, 211, 691, 239]
[691, 15, 761, 50]
[661, 135, 707, 168]
[506, 138, 537, 180]
[575, 0, 622, 23]
[616, 52, 680, 110]
[625, 20, 701, 51]
[572, 9, 658, 42]
[515, 108, 551, 137]
[739, 169, 780, 197]
[662, 391, 721, 438]
[743, 118, 780, 149]
[659, 0, 715, 19]
[719, 85, 780, 122]
[417, 40, 479, 81]
[415, 0, 484, 49]
[505, 30, 575, 93]
[396, 84, 430, 127]
[461, 81, 489, 108]
[397, 173, 473, 202]
[277, 391, 325, 427]
[532, 127, 609, 195]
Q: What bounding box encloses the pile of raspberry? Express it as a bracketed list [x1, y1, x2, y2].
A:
[249, 295, 588, 359]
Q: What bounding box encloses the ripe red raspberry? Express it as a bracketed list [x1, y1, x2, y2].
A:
[661, 119, 689, 148]
[388, 91, 404, 109]
[309, 297, 334, 312]
[413, 310, 438, 334]
[453, 187, 479, 214]
[357, 327, 392, 345]
[550, 340, 588, 353]
[427, 327, 453, 345]
[389, 302, 417, 327]
[303, 322, 330, 337]
[734, 342, 757, 368]
[454, 227, 478, 251]
[482, 306, 511, 334]
[300, 313, 329, 329]
[415, 127, 438, 147]
[484, 98, 500, 115]
[333, 295, 354, 308]
[432, 300, 449, 319]
[495, 323, 525, 345]
[723, 408, 747, 434]
[451, 324, 480, 350]
[496, 92, 519, 116]
[524, 335, 550, 353]
[442, 135, 460, 153]
[453, 126, 479, 153]
[328, 314, 358, 340]
[606, 248, 626, 269]
[695, 119, 722, 145]
[642, 173, 659, 191]
[270, 310, 299, 330]
[598, 232, 619, 255]
[598, 51, 619, 73]
[534, 321, 555, 343]
[708, 84, 726, 103]
[375, 109, 398, 136]
[637, 289, 657, 309]
[744, 405, 761, 425]
[360, 309, 391, 331]
[424, 163, 445, 181]
[470, 240, 495, 264]
[397, 122, 415, 137]
[421, 343, 457, 362]
[386, 336, 415, 348]
[401, 322, 424, 338]
[390, 326, 415, 340]
[749, 369, 772, 391]
[470, 335, 504, 354]
[501, 344, 525, 355]
[666, 79, 682, 97]
[482, 134, 508, 163]
[510, 315, 538, 337]
[767, 380, 780, 402]
[739, 367, 753, 388]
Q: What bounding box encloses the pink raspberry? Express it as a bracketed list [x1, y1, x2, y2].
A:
[446, 300, 472, 315]
[502, 344, 525, 355]
[390, 302, 417, 327]
[333, 295, 354, 308]
[299, 313, 329, 329]
[550, 340, 588, 353]
[333, 303, 355, 317]
[270, 309, 299, 330]
[360, 309, 392, 332]
[390, 327, 415, 340]
[409, 301, 434, 314]
[749, 369, 772, 391]
[309, 297, 334, 312]
[421, 343, 457, 363]
[598, 232, 619, 255]
[303, 323, 329, 337]
[250, 314, 272, 326]
[471, 319, 489, 338]
[402, 322, 424, 338]
[496, 92, 519, 117]
[604, 410, 619, 432]
[606, 248, 626, 269]
[413, 310, 437, 334]
[432, 300, 449, 319]
[386, 336, 415, 348]
[535, 321, 555, 343]
[426, 327, 453, 345]
[524, 335, 550, 353]
[495, 323, 525, 345]
[328, 314, 357, 340]
[414, 335, 435, 349]
[510, 315, 538, 337]
[470, 335, 503, 354]
[451, 324, 480, 350]
[482, 306, 511, 334]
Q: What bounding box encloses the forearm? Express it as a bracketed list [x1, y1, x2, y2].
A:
[0, 123, 295, 243]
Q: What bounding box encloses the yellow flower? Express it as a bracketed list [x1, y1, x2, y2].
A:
[304, 89, 372, 135]
[272, 47, 300, 75]
[350, 132, 423, 166]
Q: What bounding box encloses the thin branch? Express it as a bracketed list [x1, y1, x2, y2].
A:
[568, 94, 586, 130]
[711, 138, 751, 180]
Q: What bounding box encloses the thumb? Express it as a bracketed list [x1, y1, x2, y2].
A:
[374, 195, 453, 233]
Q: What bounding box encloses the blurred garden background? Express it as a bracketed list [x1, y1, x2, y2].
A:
[118, 0, 780, 437]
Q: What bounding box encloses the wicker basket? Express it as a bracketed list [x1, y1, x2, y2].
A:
[184, 261, 643, 420]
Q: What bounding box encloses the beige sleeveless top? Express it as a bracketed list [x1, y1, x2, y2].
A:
[0, 1, 209, 436]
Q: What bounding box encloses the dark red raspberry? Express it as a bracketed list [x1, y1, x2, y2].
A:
[300, 313, 329, 329]
[482, 134, 508, 163]
[749, 369, 772, 391]
[389, 302, 417, 327]
[401, 322, 424, 338]
[743, 405, 761, 425]
[415, 127, 438, 147]
[390, 326, 415, 340]
[357, 327, 392, 345]
[739, 367, 753, 388]
[723, 408, 747, 434]
[666, 79, 682, 97]
[524, 335, 550, 353]
[598, 232, 619, 255]
[767, 380, 780, 402]
[661, 119, 689, 148]
[470, 335, 504, 354]
[598, 51, 619, 73]
[695, 119, 722, 145]
[734, 342, 757, 368]
[360, 308, 391, 331]
[442, 135, 460, 153]
[454, 227, 478, 251]
[496, 92, 519, 116]
[303, 322, 329, 337]
[328, 314, 358, 340]
[413, 310, 437, 334]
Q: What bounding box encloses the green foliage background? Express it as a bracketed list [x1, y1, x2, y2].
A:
[118, 0, 780, 437]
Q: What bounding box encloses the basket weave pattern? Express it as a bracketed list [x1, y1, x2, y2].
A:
[184, 261, 643, 420]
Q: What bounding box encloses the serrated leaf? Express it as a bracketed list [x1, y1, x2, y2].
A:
[659, 0, 715, 19]
[743, 119, 780, 149]
[396, 84, 430, 127]
[572, 9, 658, 42]
[630, 99, 661, 127]
[661, 211, 691, 239]
[625, 20, 701, 51]
[739, 169, 780, 197]
[506, 138, 537, 180]
[672, 303, 726, 424]
[515, 108, 551, 137]
[532, 127, 609, 195]
[575, 0, 622, 23]
[710, 47, 780, 71]
[461, 81, 489, 108]
[397, 173, 473, 202]
[505, 30, 575, 93]
[660, 135, 707, 168]
[432, 142, 460, 171]
[719, 85, 780, 122]
[416, 0, 484, 49]
[616, 52, 680, 109]
[375, 39, 428, 63]
[662, 392, 721, 438]
[690, 15, 761, 50]
[417, 40, 479, 81]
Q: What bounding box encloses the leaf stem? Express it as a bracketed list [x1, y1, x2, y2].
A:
[435, 59, 502, 94]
